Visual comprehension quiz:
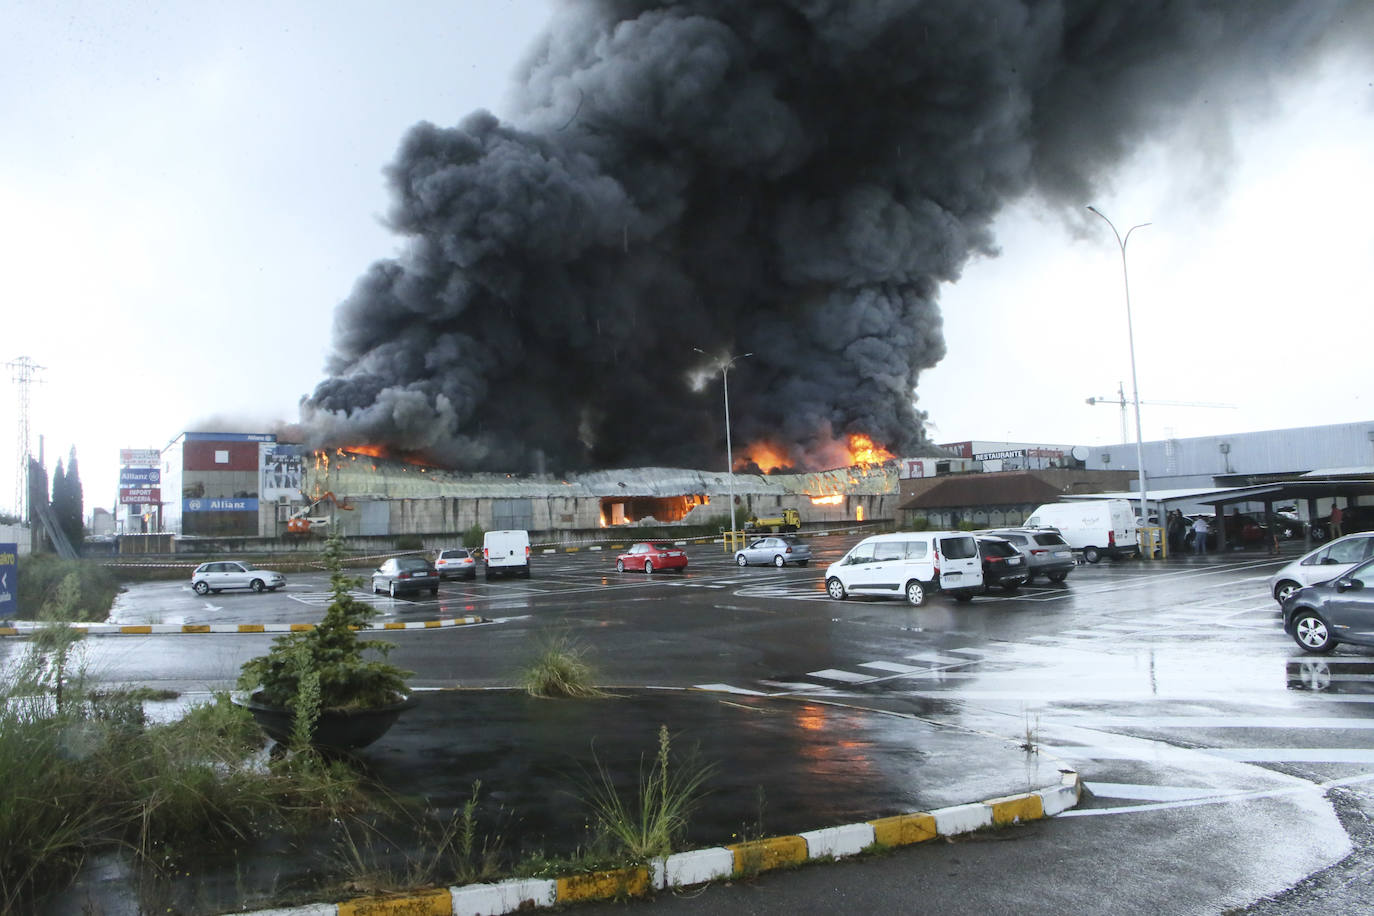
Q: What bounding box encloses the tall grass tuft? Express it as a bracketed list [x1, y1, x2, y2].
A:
[580, 725, 716, 861]
[521, 634, 606, 699]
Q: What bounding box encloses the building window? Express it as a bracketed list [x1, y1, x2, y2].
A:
[215, 450, 229, 464]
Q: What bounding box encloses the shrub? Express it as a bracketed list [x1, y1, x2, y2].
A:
[238, 532, 411, 711]
[395, 534, 425, 551]
[463, 523, 485, 549]
[521, 634, 605, 699]
[14, 555, 121, 621]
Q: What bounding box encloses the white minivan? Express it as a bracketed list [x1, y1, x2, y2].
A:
[1024, 500, 1138, 563]
[825, 531, 983, 606]
[482, 529, 531, 579]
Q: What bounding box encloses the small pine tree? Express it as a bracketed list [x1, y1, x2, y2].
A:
[238, 531, 411, 711]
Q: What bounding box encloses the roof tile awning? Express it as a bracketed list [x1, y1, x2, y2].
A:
[899, 473, 1062, 510]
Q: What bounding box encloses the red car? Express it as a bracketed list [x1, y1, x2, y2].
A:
[615, 542, 688, 573]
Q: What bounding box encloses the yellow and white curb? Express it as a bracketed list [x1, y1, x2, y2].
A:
[0, 616, 488, 638]
[232, 770, 1081, 916]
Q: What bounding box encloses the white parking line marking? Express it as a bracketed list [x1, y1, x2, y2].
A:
[858, 661, 927, 674]
[1085, 782, 1236, 802]
[807, 669, 877, 683]
[691, 683, 768, 695]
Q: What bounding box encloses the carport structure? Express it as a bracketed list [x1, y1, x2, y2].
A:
[1066, 468, 1374, 553]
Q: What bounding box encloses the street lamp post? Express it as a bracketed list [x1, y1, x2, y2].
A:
[1087, 206, 1151, 536]
[694, 348, 752, 539]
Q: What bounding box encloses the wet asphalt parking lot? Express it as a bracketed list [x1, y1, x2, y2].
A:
[12, 532, 1374, 914]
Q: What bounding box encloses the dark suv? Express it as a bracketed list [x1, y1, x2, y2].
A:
[983, 528, 1075, 583]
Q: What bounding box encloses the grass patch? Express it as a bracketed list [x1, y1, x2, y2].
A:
[521, 634, 607, 699]
[579, 725, 716, 861]
[14, 555, 122, 621]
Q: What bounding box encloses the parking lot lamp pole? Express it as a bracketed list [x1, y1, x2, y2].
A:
[694, 349, 752, 539]
[1087, 206, 1152, 532]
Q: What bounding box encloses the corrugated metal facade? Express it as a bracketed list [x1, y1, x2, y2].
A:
[1087, 421, 1374, 488]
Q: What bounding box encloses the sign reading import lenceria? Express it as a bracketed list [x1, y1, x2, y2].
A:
[0, 544, 16, 619]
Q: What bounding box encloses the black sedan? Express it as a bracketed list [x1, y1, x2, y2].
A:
[1283, 557, 1374, 654]
[976, 536, 1027, 592]
[372, 556, 440, 598]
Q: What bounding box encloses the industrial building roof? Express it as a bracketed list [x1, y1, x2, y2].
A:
[303, 453, 898, 501]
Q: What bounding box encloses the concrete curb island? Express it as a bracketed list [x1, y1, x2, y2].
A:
[234, 770, 1082, 916]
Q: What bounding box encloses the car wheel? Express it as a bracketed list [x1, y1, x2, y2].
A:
[1001, 582, 1021, 592]
[736, 554, 748, 567]
[389, 581, 398, 598]
[955, 590, 974, 602]
[250, 579, 266, 593]
[1292, 610, 1338, 654]
[1048, 571, 1069, 583]
[616, 559, 626, 573]
[827, 577, 848, 600]
[521, 566, 531, 579]
[644, 559, 654, 574]
[193, 581, 209, 595]
[372, 580, 380, 594]
[430, 587, 439, 596]
[798, 560, 809, 567]
[904, 580, 925, 606]
[1082, 546, 1102, 564]
[1022, 572, 1034, 584]
[1312, 528, 1327, 542]
[1274, 580, 1302, 604]
[773, 555, 785, 568]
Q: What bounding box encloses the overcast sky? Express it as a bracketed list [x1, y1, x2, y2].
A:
[3, 1, 1372, 517]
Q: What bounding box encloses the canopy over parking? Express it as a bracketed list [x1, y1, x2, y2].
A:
[1065, 468, 1374, 551]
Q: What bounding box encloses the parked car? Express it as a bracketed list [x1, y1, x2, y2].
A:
[1305, 505, 1374, 542]
[976, 536, 1027, 592]
[483, 529, 531, 579]
[1184, 512, 1268, 550]
[616, 542, 688, 573]
[372, 556, 440, 597]
[1268, 532, 1374, 604]
[191, 561, 286, 595]
[434, 547, 478, 580]
[734, 535, 813, 568]
[982, 528, 1074, 583]
[824, 531, 983, 606]
[1282, 556, 1374, 654]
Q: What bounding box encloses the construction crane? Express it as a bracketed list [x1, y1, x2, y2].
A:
[1086, 382, 1236, 444]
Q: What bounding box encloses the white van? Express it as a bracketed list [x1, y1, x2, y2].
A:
[825, 531, 983, 606]
[1024, 500, 1137, 563]
[482, 529, 531, 579]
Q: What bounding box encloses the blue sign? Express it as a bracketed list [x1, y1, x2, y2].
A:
[0, 543, 16, 620]
[120, 468, 161, 485]
[183, 498, 259, 513]
[185, 432, 276, 443]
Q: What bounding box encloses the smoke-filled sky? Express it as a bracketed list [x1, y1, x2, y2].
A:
[3, 1, 1373, 510]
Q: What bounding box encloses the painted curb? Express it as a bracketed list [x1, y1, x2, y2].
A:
[230, 770, 1081, 916]
[0, 616, 488, 638]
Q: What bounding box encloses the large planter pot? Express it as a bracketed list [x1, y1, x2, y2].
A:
[237, 692, 418, 751]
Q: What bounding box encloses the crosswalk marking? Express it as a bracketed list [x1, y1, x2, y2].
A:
[807, 668, 876, 683]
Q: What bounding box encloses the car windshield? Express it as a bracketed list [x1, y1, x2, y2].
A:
[397, 557, 430, 570]
[440, 550, 467, 559]
[1032, 533, 1068, 546]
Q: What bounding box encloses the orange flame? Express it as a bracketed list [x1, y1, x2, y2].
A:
[810, 494, 844, 505]
[734, 440, 794, 473]
[845, 434, 895, 469]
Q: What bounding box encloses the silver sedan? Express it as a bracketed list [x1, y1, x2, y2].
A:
[734, 535, 812, 568]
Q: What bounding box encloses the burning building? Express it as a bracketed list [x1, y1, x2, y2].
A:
[300, 448, 899, 540]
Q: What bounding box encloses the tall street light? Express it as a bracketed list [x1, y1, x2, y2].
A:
[694, 348, 752, 538]
[1087, 206, 1151, 534]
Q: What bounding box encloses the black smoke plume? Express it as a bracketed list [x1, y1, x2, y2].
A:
[302, 0, 1369, 472]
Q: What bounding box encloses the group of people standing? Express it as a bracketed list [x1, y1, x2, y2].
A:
[1164, 503, 1349, 558]
[1165, 509, 1210, 555]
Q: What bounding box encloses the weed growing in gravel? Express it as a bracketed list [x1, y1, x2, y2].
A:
[521, 633, 607, 699]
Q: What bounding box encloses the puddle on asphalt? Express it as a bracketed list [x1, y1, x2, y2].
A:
[47, 689, 1049, 915]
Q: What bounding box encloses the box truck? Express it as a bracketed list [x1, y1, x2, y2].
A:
[1024, 500, 1138, 563]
